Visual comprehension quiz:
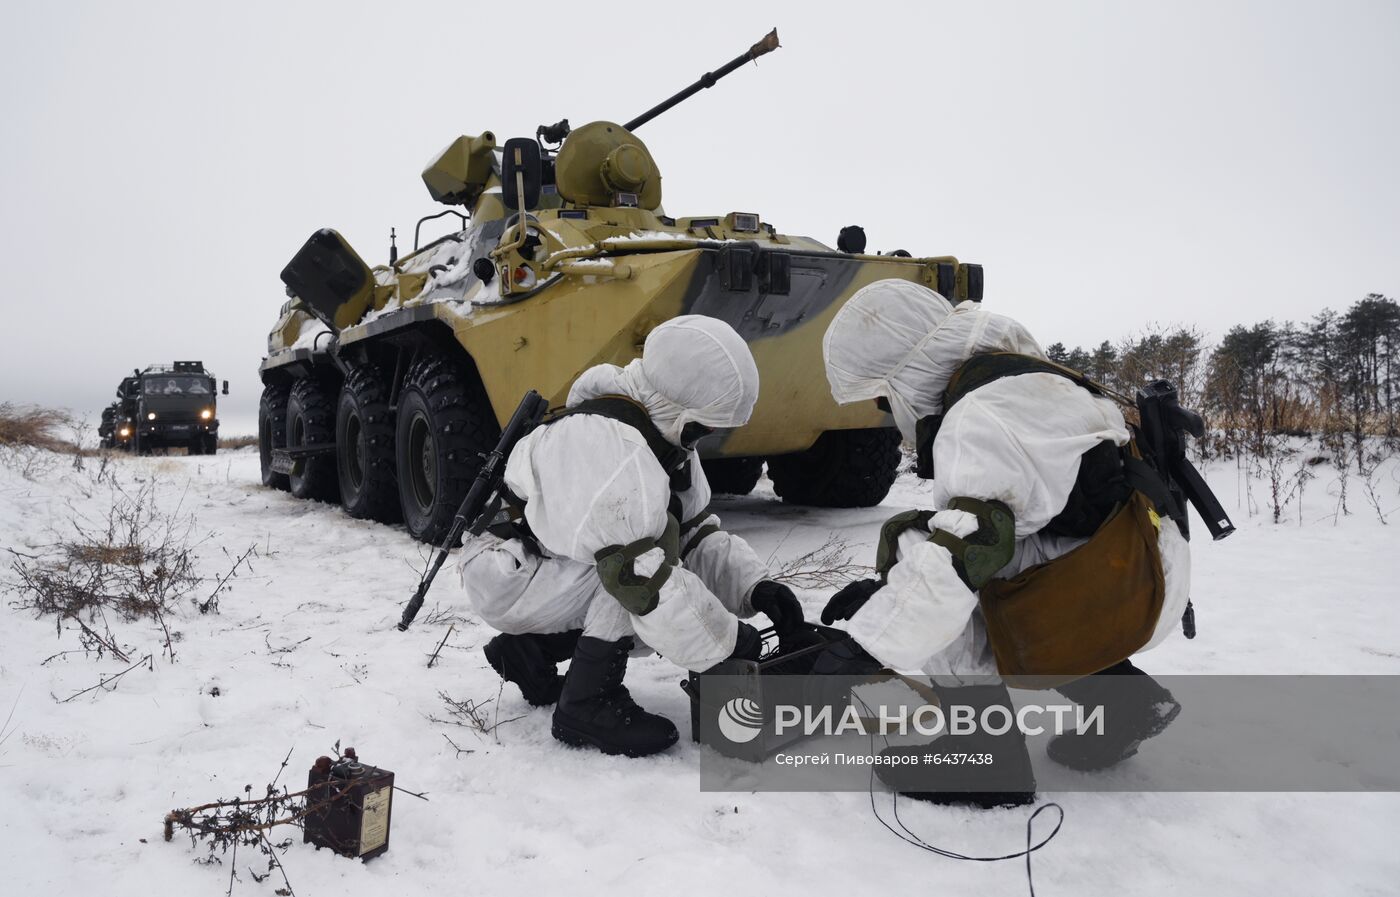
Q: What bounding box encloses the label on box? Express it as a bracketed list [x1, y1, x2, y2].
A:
[359, 786, 391, 855]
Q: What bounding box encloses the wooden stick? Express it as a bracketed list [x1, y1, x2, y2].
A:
[57, 654, 150, 703]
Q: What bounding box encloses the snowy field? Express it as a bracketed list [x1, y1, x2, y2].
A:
[2, 446, 1398, 896]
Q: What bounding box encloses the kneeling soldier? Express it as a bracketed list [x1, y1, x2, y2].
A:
[457, 316, 803, 757]
[819, 280, 1192, 807]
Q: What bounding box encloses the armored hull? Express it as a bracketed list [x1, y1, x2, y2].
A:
[258, 32, 985, 542]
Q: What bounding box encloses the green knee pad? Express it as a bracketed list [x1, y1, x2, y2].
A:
[875, 509, 937, 579]
[928, 497, 1016, 590]
[594, 514, 681, 616]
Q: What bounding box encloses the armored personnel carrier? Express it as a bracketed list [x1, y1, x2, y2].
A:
[98, 361, 227, 455]
[259, 30, 986, 543]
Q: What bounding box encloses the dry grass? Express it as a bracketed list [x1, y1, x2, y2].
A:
[65, 542, 146, 567]
[0, 403, 74, 451]
[218, 434, 258, 449]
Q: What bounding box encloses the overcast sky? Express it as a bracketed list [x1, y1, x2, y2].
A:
[2, 0, 1396, 434]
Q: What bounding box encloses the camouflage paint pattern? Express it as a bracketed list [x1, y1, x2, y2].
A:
[263, 121, 980, 457]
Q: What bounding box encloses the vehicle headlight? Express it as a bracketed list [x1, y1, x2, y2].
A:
[119, 427, 130, 437]
[147, 412, 157, 420]
[200, 408, 213, 420]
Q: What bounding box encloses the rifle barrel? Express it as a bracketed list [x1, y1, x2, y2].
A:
[396, 390, 549, 631]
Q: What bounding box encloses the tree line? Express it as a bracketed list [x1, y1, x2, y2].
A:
[1044, 293, 1399, 522]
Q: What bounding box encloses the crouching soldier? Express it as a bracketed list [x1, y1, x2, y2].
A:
[817, 280, 1194, 808]
[457, 316, 804, 758]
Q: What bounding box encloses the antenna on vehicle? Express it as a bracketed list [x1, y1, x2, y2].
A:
[389, 227, 398, 266]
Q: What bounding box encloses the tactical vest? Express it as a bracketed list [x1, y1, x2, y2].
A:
[934, 352, 1188, 539]
[921, 353, 1174, 682]
[491, 395, 717, 561]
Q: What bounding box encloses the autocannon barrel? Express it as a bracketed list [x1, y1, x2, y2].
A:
[623, 28, 780, 132]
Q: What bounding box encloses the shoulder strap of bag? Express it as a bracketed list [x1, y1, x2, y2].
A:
[942, 352, 1132, 415]
[547, 395, 691, 479]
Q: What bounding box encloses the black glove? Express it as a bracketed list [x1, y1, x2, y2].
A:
[698, 621, 763, 675]
[820, 578, 883, 625]
[728, 621, 763, 662]
[750, 580, 804, 634]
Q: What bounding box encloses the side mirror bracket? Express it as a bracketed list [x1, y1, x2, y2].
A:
[501, 137, 543, 212]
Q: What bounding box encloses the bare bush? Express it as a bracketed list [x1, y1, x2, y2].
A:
[165, 747, 307, 896]
[56, 654, 154, 702]
[5, 480, 260, 671]
[428, 686, 523, 744]
[1358, 451, 1396, 525]
[0, 438, 59, 481]
[420, 603, 470, 627]
[7, 481, 192, 663]
[0, 690, 20, 756]
[767, 533, 872, 590]
[200, 544, 261, 614]
[1254, 435, 1319, 525]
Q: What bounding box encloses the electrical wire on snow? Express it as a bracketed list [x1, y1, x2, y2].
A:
[853, 693, 1065, 897]
[872, 788, 1064, 897]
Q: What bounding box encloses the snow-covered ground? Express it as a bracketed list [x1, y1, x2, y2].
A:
[2, 446, 1398, 896]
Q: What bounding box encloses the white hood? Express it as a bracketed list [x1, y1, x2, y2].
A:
[822, 279, 1044, 441]
[568, 315, 760, 446]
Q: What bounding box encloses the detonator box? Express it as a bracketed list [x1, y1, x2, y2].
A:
[303, 749, 394, 861]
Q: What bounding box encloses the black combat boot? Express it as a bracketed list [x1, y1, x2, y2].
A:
[876, 683, 1037, 809]
[483, 630, 582, 707]
[552, 636, 679, 757]
[1047, 659, 1181, 771]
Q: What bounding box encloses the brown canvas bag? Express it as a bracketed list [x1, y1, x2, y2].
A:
[925, 352, 1177, 684]
[978, 486, 1166, 684]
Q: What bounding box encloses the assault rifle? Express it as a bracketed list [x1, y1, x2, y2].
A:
[1135, 379, 1235, 541]
[397, 389, 550, 631]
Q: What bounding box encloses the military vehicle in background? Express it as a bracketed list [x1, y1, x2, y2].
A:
[98, 361, 228, 455]
[259, 30, 987, 544]
[97, 374, 140, 450]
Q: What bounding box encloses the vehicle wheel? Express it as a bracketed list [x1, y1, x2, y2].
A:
[395, 357, 499, 544]
[287, 377, 340, 502]
[204, 434, 218, 455]
[189, 438, 204, 456]
[259, 383, 290, 491]
[337, 363, 400, 523]
[766, 428, 901, 508]
[701, 457, 764, 496]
